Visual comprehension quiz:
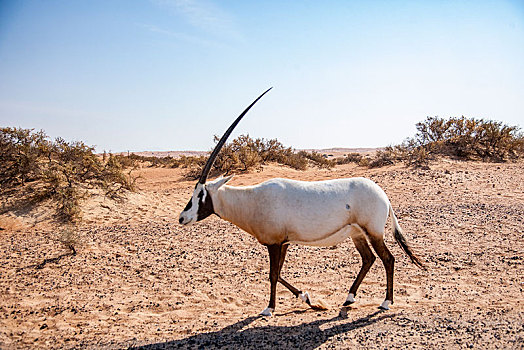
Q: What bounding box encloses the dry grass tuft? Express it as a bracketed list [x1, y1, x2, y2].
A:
[56, 225, 81, 255]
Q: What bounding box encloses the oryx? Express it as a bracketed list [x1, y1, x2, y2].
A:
[179, 88, 425, 316]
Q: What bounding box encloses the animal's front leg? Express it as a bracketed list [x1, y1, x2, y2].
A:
[261, 244, 281, 316]
[276, 244, 301, 297]
[276, 244, 312, 307]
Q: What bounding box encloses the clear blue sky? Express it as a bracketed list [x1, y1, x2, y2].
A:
[1, 0, 523, 152]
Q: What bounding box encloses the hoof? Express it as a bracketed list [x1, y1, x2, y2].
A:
[260, 307, 274, 317]
[299, 291, 310, 304]
[343, 293, 356, 306]
[378, 300, 391, 310]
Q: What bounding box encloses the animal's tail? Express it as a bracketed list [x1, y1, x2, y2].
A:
[389, 206, 427, 270]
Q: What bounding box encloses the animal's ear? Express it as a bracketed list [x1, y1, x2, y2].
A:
[207, 175, 234, 191]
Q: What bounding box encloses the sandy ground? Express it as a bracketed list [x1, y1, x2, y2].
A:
[0, 159, 523, 349]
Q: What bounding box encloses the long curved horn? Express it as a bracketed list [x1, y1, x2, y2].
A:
[198, 87, 273, 184]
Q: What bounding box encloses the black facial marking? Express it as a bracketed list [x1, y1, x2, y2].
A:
[196, 188, 215, 221]
[183, 198, 193, 211]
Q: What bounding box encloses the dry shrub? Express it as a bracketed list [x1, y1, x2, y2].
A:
[358, 157, 372, 167]
[0, 127, 48, 187]
[111, 154, 140, 168]
[213, 134, 263, 174]
[213, 135, 333, 174]
[171, 155, 208, 180]
[297, 150, 335, 169]
[418, 116, 524, 161]
[369, 147, 402, 168]
[171, 155, 207, 168]
[0, 127, 136, 223]
[125, 116, 523, 175]
[57, 225, 81, 254]
[405, 146, 431, 168]
[178, 134, 334, 179]
[335, 153, 363, 165]
[115, 153, 178, 168]
[280, 152, 308, 171]
[364, 116, 523, 168]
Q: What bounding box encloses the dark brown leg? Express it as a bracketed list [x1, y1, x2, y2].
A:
[278, 277, 301, 297]
[368, 234, 395, 308]
[344, 234, 376, 306]
[276, 244, 317, 309]
[265, 244, 282, 313]
[276, 244, 302, 297]
[278, 244, 288, 273]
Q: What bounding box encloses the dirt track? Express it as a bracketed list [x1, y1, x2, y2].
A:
[1, 160, 523, 349]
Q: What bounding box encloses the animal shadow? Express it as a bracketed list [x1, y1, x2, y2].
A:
[130, 309, 393, 349]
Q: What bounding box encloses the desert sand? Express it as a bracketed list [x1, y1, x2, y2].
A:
[1, 159, 523, 349]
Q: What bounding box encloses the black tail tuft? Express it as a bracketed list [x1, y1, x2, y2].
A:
[394, 227, 427, 270]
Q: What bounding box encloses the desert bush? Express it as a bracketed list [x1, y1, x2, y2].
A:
[57, 225, 81, 255]
[358, 157, 372, 167]
[407, 116, 524, 162]
[172, 155, 207, 169]
[0, 127, 48, 186]
[363, 116, 524, 168]
[215, 134, 263, 174]
[113, 135, 335, 178]
[101, 154, 138, 198]
[112, 153, 140, 168]
[214, 135, 334, 173]
[280, 152, 309, 171]
[0, 127, 136, 222]
[335, 153, 363, 165]
[297, 150, 335, 169]
[369, 146, 401, 168]
[180, 134, 335, 179]
[171, 155, 208, 180]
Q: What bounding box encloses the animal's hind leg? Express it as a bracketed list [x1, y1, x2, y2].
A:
[368, 233, 395, 310]
[344, 227, 376, 306]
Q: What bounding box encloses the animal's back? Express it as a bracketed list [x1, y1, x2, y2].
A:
[250, 177, 390, 244]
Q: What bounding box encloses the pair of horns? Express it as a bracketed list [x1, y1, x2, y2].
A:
[198, 87, 273, 184]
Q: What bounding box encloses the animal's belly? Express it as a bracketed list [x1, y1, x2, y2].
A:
[288, 225, 352, 247]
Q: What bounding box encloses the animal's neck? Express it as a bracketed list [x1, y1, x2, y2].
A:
[213, 185, 256, 234]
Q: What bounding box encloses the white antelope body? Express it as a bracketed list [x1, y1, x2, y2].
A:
[179, 89, 425, 316]
[212, 177, 389, 246]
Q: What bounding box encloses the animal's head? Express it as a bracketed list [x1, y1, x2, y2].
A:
[178, 88, 272, 225]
